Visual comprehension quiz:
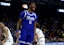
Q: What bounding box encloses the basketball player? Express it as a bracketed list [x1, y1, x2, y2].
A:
[16, 1, 38, 45]
[0, 22, 14, 45]
[34, 25, 45, 45]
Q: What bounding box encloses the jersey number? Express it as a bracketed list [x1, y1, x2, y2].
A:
[29, 20, 32, 24]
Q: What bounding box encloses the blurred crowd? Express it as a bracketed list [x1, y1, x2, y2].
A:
[41, 17, 64, 42]
[1, 17, 64, 43]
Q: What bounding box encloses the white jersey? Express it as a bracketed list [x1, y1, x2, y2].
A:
[3, 27, 14, 45]
[36, 28, 45, 38]
[36, 28, 45, 45]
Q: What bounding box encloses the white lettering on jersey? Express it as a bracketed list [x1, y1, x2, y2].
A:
[24, 10, 36, 24]
[26, 16, 35, 24]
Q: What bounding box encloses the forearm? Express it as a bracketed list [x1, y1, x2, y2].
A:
[34, 34, 38, 42]
[34, 22, 36, 34]
[16, 38, 18, 44]
[17, 23, 20, 30]
[17, 18, 22, 30]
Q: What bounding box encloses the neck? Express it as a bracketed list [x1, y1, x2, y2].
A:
[28, 8, 33, 12]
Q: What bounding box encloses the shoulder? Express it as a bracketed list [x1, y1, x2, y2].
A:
[36, 28, 40, 33]
[20, 10, 27, 13]
[20, 10, 28, 16]
[20, 10, 25, 14]
[36, 28, 40, 30]
[33, 12, 38, 18]
[36, 28, 43, 33]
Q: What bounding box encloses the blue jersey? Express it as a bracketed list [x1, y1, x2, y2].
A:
[19, 10, 37, 30]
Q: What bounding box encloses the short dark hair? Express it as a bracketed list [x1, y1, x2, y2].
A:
[28, 1, 35, 5]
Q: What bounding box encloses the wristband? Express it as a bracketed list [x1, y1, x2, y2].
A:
[16, 30, 19, 33]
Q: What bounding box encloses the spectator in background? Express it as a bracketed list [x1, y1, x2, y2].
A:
[61, 23, 64, 31]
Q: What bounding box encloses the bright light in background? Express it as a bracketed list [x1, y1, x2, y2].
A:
[61, 0, 64, 1]
[0, 2, 11, 6]
[57, 9, 64, 13]
[22, 4, 28, 9]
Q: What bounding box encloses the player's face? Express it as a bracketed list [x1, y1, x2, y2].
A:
[29, 3, 36, 11]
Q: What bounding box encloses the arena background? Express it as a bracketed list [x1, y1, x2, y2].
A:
[0, 0, 64, 45]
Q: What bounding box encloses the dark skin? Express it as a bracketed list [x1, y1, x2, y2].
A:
[17, 2, 36, 30]
[16, 3, 37, 44]
[28, 3, 36, 12]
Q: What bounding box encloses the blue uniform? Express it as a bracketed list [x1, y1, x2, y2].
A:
[19, 10, 37, 45]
